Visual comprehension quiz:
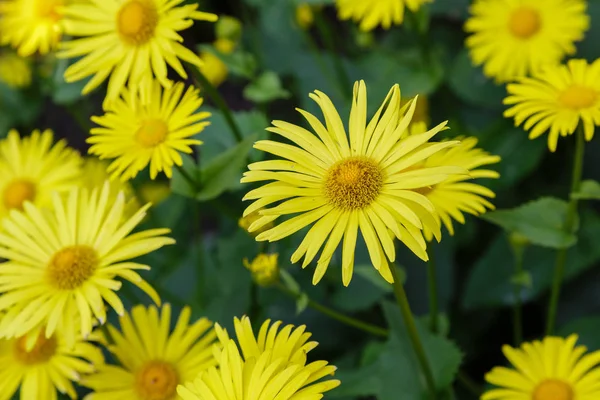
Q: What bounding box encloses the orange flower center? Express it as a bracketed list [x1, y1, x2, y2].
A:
[35, 0, 63, 21]
[46, 245, 98, 290]
[559, 85, 598, 110]
[325, 157, 383, 210]
[533, 379, 573, 400]
[509, 7, 541, 39]
[3, 179, 36, 211]
[135, 360, 179, 400]
[117, 0, 159, 46]
[135, 119, 169, 148]
[14, 331, 57, 365]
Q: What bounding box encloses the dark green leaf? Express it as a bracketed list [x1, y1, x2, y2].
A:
[571, 180, 600, 200]
[243, 71, 291, 103]
[558, 317, 600, 351]
[170, 154, 200, 198]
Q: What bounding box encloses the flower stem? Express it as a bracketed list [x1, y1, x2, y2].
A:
[275, 283, 388, 338]
[545, 124, 585, 335]
[511, 239, 525, 345]
[188, 64, 244, 143]
[426, 248, 439, 333]
[390, 265, 437, 398]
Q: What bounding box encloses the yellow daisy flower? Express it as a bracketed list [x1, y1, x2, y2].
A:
[0, 327, 104, 400]
[241, 81, 466, 286]
[0, 129, 82, 219]
[0, 51, 32, 88]
[59, 0, 218, 105]
[465, 0, 589, 83]
[0, 0, 71, 56]
[336, 0, 432, 31]
[504, 58, 600, 152]
[81, 304, 218, 400]
[244, 253, 279, 287]
[177, 316, 341, 400]
[483, 334, 600, 399]
[0, 182, 174, 344]
[88, 80, 211, 181]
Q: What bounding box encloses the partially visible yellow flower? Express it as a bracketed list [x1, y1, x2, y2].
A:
[81, 304, 219, 400]
[336, 0, 432, 31]
[0, 0, 71, 56]
[504, 58, 600, 152]
[0, 52, 31, 88]
[88, 80, 210, 181]
[0, 327, 104, 400]
[59, 0, 218, 105]
[465, 0, 589, 83]
[0, 129, 82, 219]
[483, 335, 600, 399]
[0, 183, 174, 345]
[296, 4, 315, 29]
[198, 50, 229, 88]
[238, 210, 274, 237]
[244, 253, 279, 286]
[213, 38, 236, 55]
[177, 316, 341, 400]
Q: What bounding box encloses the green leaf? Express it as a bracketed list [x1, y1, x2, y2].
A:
[243, 71, 291, 104]
[280, 269, 301, 294]
[296, 292, 309, 314]
[571, 180, 600, 200]
[558, 317, 600, 351]
[196, 133, 258, 201]
[482, 197, 577, 249]
[170, 154, 200, 199]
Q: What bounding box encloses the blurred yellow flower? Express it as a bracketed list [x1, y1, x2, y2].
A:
[0, 327, 103, 400]
[0, 52, 32, 88]
[296, 4, 315, 29]
[465, 0, 589, 83]
[82, 304, 219, 400]
[0, 0, 72, 56]
[0, 129, 82, 219]
[213, 38, 236, 55]
[198, 50, 229, 88]
[244, 253, 279, 286]
[138, 180, 171, 206]
[0, 183, 174, 345]
[336, 0, 432, 31]
[59, 0, 218, 105]
[483, 335, 600, 400]
[242, 81, 466, 286]
[504, 58, 600, 152]
[177, 316, 340, 400]
[88, 80, 210, 181]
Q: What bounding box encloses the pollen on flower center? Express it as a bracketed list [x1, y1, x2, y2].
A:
[533, 379, 573, 400]
[135, 360, 179, 400]
[559, 85, 598, 110]
[14, 331, 57, 365]
[325, 157, 383, 210]
[35, 0, 63, 20]
[3, 179, 36, 211]
[135, 119, 169, 148]
[46, 245, 98, 290]
[508, 7, 541, 39]
[117, 0, 159, 46]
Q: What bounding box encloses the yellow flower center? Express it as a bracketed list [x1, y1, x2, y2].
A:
[135, 119, 169, 148]
[533, 379, 573, 400]
[46, 245, 98, 290]
[14, 331, 57, 365]
[3, 179, 36, 211]
[117, 0, 159, 46]
[509, 7, 541, 39]
[135, 360, 179, 400]
[325, 157, 383, 210]
[35, 0, 63, 21]
[559, 85, 598, 110]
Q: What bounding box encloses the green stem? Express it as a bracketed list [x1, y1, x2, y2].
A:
[276, 283, 388, 338]
[390, 266, 437, 398]
[188, 64, 243, 143]
[175, 164, 199, 193]
[313, 11, 352, 99]
[426, 248, 439, 333]
[511, 242, 525, 345]
[545, 124, 585, 335]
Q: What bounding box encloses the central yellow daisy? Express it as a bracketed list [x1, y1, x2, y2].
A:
[242, 81, 467, 286]
[465, 0, 589, 82]
[336, 0, 432, 31]
[59, 0, 218, 105]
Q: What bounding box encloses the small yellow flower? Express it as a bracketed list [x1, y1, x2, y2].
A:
[465, 0, 589, 82]
[504, 58, 600, 152]
[0, 52, 32, 88]
[215, 15, 243, 43]
[213, 38, 236, 55]
[296, 4, 315, 29]
[336, 0, 432, 31]
[177, 316, 341, 400]
[238, 210, 274, 236]
[198, 50, 229, 88]
[244, 253, 279, 286]
[483, 335, 600, 399]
